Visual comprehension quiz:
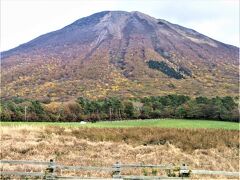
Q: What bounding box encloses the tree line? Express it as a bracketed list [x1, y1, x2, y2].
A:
[0, 95, 239, 122]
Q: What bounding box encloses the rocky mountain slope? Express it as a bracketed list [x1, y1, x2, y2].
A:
[1, 11, 239, 101]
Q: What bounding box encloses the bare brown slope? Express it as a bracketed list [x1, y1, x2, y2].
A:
[1, 11, 239, 101]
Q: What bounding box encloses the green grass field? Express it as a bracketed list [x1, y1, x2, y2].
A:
[1, 119, 239, 130]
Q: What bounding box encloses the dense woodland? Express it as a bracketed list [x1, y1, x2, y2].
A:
[0, 95, 239, 122]
[147, 60, 184, 79]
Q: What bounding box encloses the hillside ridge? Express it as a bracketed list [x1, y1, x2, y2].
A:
[1, 11, 239, 101]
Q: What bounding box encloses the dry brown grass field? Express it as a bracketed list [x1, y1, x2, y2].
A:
[0, 126, 239, 179]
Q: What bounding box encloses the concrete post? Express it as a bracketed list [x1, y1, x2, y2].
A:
[112, 161, 121, 179]
[44, 159, 56, 180]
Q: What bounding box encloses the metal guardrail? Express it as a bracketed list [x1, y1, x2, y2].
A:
[0, 159, 239, 179]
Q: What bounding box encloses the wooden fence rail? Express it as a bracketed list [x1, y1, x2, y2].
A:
[0, 160, 50, 165]
[57, 165, 114, 171]
[0, 159, 239, 179]
[191, 170, 240, 176]
[0, 171, 45, 177]
[117, 164, 173, 169]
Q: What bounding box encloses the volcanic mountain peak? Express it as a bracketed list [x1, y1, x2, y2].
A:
[3, 10, 222, 57]
[90, 11, 216, 46]
[1, 11, 239, 101]
[82, 11, 157, 42]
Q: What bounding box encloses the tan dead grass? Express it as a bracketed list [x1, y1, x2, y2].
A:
[0, 126, 239, 179]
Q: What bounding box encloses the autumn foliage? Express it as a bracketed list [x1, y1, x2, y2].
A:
[1, 95, 238, 122]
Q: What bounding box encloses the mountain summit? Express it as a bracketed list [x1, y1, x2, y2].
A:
[1, 11, 239, 101]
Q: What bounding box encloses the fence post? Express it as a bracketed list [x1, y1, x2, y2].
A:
[44, 159, 56, 180]
[179, 164, 191, 178]
[112, 161, 121, 179]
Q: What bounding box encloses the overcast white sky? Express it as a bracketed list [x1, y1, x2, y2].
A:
[1, 0, 239, 51]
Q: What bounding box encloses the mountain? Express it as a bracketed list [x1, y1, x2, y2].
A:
[1, 11, 239, 102]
